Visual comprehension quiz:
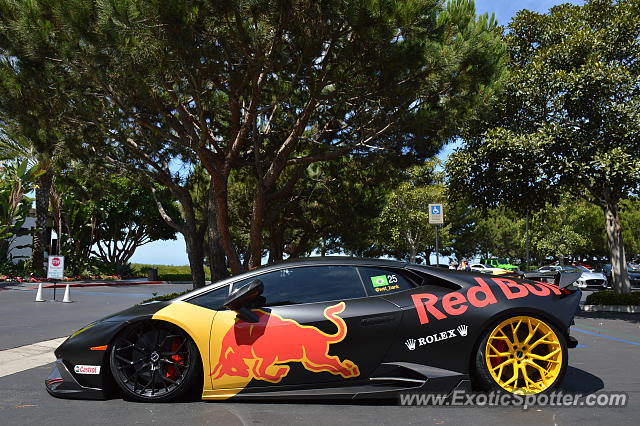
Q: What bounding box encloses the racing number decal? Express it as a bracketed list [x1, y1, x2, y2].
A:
[370, 274, 400, 292]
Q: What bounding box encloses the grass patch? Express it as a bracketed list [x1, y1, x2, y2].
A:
[141, 289, 193, 304]
[585, 291, 640, 306]
[131, 264, 212, 281]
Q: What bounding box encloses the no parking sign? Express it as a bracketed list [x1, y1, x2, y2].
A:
[47, 256, 65, 280]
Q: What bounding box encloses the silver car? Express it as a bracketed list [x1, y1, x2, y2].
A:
[539, 265, 607, 288]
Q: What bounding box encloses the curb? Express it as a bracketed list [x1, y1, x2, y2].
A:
[25, 281, 169, 290]
[582, 304, 640, 313]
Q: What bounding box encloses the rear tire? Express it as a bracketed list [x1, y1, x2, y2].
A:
[109, 320, 201, 402]
[474, 315, 568, 394]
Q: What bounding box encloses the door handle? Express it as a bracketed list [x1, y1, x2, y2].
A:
[360, 314, 395, 326]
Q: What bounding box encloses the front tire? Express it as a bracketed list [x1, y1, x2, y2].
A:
[110, 320, 200, 402]
[474, 315, 567, 394]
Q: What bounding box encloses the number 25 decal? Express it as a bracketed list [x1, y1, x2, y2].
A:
[387, 275, 398, 284]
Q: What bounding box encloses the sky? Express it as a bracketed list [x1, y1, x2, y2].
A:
[130, 0, 584, 266]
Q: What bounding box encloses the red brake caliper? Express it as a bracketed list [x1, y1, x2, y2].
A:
[166, 338, 184, 380]
[490, 340, 509, 368]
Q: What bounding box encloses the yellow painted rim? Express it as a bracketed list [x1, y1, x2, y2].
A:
[485, 316, 563, 394]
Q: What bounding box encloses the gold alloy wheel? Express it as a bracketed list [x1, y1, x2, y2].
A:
[485, 316, 563, 394]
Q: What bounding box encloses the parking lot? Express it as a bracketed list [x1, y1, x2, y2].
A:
[0, 284, 637, 426]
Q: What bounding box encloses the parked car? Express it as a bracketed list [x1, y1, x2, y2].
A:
[525, 265, 607, 288]
[469, 263, 512, 275]
[545, 261, 594, 271]
[601, 264, 640, 289]
[480, 258, 519, 272]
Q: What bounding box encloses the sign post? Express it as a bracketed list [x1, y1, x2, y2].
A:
[47, 256, 65, 301]
[428, 204, 444, 266]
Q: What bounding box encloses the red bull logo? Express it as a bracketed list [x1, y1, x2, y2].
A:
[211, 302, 360, 383]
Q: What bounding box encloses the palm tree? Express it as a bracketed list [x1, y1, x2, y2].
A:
[0, 119, 62, 275]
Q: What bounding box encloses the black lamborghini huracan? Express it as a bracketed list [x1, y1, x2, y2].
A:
[46, 257, 581, 402]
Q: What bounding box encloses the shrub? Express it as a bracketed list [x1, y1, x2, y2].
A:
[585, 291, 640, 306]
[157, 273, 195, 282]
[141, 289, 192, 304]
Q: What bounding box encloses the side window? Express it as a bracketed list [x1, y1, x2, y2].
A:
[232, 266, 366, 307]
[358, 267, 415, 296]
[187, 285, 230, 310]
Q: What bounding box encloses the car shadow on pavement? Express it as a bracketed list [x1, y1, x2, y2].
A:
[559, 366, 604, 395]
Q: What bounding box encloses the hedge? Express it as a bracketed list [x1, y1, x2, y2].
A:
[158, 273, 197, 282]
[141, 289, 192, 304]
[585, 291, 640, 306]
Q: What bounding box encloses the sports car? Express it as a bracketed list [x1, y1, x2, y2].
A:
[527, 265, 607, 288]
[46, 257, 581, 402]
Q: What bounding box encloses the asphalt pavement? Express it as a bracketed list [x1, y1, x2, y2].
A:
[0, 284, 638, 425]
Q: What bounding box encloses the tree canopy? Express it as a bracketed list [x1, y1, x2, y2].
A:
[447, 0, 640, 292]
[0, 0, 507, 286]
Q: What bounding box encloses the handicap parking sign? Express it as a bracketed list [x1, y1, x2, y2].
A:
[428, 204, 444, 224]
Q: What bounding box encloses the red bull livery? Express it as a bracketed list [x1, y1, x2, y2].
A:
[46, 257, 582, 402]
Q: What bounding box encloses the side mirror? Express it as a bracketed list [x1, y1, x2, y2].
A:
[223, 279, 264, 323]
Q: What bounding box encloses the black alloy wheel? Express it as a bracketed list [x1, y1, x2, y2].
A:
[110, 320, 200, 402]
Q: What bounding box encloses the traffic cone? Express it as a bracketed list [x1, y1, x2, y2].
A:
[62, 284, 73, 303]
[35, 283, 46, 302]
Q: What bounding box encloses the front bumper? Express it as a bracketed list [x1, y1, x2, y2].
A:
[45, 359, 106, 400]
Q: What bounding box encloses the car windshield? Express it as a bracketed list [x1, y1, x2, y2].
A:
[497, 258, 508, 264]
[572, 266, 590, 272]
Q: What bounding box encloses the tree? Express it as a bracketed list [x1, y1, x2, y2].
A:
[1, 0, 506, 285]
[447, 0, 640, 293]
[377, 164, 451, 264]
[619, 198, 640, 261]
[0, 159, 38, 264]
[0, 47, 70, 276]
[55, 169, 179, 276]
[528, 203, 589, 265]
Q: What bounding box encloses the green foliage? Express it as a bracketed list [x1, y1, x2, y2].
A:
[156, 273, 198, 282]
[448, 0, 640, 208]
[620, 198, 640, 259]
[140, 289, 192, 304]
[528, 202, 589, 261]
[55, 169, 179, 275]
[0, 0, 507, 279]
[131, 263, 211, 282]
[376, 163, 451, 263]
[585, 291, 640, 306]
[0, 159, 37, 261]
[446, 0, 640, 292]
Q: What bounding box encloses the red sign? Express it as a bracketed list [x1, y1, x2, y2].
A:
[51, 257, 61, 267]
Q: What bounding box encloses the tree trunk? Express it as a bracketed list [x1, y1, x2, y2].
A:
[210, 176, 243, 275]
[207, 205, 229, 282]
[247, 183, 266, 270]
[267, 222, 284, 264]
[184, 229, 207, 290]
[409, 246, 417, 264]
[33, 169, 52, 276]
[150, 182, 207, 289]
[603, 193, 630, 294]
